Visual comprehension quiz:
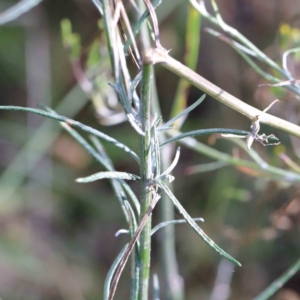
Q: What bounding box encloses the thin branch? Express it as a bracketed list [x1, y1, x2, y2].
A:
[144, 48, 300, 139]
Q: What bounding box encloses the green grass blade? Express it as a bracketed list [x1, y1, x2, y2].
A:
[159, 180, 241, 267]
[0, 105, 140, 163]
[104, 244, 129, 300]
[160, 128, 249, 147]
[254, 257, 300, 300]
[76, 171, 140, 183]
[170, 5, 202, 128]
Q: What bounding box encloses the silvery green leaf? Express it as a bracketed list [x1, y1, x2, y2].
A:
[159, 180, 242, 267]
[161, 94, 206, 130]
[246, 134, 255, 150]
[76, 171, 140, 183]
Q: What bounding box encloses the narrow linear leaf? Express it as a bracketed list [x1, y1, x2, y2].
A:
[282, 47, 300, 73]
[129, 71, 142, 107]
[115, 229, 129, 237]
[110, 179, 132, 225]
[204, 28, 257, 57]
[160, 147, 180, 177]
[90, 0, 103, 15]
[76, 171, 140, 183]
[124, 201, 138, 240]
[254, 257, 300, 300]
[104, 244, 129, 300]
[0, 106, 140, 163]
[110, 82, 145, 136]
[51, 116, 140, 221]
[159, 180, 241, 267]
[109, 195, 161, 300]
[204, 28, 284, 84]
[151, 218, 204, 236]
[120, 180, 140, 214]
[0, 0, 44, 25]
[124, 0, 162, 52]
[110, 81, 133, 115]
[162, 94, 206, 130]
[53, 120, 136, 222]
[41, 107, 138, 219]
[152, 117, 162, 178]
[124, 201, 140, 300]
[206, 27, 300, 93]
[90, 136, 140, 214]
[166, 129, 300, 182]
[160, 128, 249, 147]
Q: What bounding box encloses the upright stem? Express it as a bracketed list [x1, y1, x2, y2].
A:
[139, 62, 153, 300]
[136, 2, 183, 298]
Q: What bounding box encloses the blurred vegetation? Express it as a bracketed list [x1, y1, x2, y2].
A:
[0, 0, 300, 299]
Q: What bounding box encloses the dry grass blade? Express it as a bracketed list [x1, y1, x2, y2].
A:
[108, 193, 160, 300]
[143, 0, 161, 48]
[113, 0, 141, 68]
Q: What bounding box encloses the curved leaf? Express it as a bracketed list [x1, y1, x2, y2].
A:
[0, 105, 140, 163]
[159, 180, 241, 267]
[160, 128, 249, 147]
[76, 171, 140, 183]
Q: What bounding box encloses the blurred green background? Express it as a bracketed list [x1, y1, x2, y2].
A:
[0, 0, 300, 299]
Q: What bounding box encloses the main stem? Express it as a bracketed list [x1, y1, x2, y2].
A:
[139, 63, 153, 300]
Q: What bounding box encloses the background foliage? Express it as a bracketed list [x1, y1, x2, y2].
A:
[0, 0, 300, 299]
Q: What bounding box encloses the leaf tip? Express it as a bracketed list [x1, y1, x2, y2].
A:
[75, 178, 84, 183]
